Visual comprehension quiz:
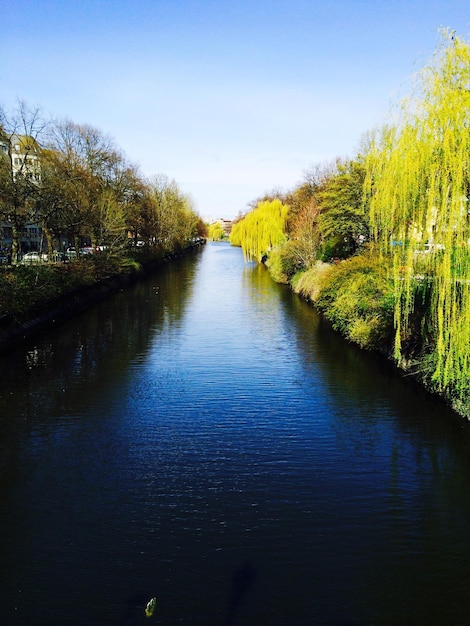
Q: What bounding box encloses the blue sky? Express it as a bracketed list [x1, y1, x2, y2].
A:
[2, 1, 469, 219]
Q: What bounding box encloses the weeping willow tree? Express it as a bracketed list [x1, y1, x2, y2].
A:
[366, 30, 470, 405]
[208, 222, 225, 241]
[230, 199, 289, 262]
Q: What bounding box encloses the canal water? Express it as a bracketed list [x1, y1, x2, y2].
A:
[1, 242, 470, 625]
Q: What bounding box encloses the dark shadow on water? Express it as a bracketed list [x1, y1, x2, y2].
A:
[224, 560, 258, 625]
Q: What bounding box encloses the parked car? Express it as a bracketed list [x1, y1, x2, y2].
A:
[21, 251, 48, 264]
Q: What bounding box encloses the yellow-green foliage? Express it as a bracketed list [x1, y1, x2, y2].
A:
[265, 247, 288, 283]
[366, 30, 470, 398]
[230, 199, 289, 262]
[266, 239, 312, 283]
[293, 261, 334, 302]
[313, 254, 395, 350]
[208, 222, 225, 241]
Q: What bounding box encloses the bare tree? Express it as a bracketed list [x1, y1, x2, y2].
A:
[45, 119, 126, 250]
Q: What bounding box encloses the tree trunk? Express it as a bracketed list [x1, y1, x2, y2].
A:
[11, 223, 20, 264]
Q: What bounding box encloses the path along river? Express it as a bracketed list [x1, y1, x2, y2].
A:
[1, 242, 470, 625]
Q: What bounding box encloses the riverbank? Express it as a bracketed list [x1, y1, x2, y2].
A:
[0, 240, 205, 354]
[266, 254, 470, 422]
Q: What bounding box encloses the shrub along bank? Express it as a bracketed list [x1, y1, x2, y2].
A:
[293, 253, 395, 352]
[0, 255, 134, 322]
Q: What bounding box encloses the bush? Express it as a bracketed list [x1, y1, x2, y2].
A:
[292, 261, 334, 302]
[313, 253, 395, 351]
[265, 248, 288, 283]
[0, 252, 142, 322]
[0, 263, 93, 321]
[267, 239, 317, 283]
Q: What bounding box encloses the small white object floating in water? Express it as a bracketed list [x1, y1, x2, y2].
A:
[145, 596, 157, 618]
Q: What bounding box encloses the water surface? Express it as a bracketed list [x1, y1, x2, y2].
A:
[1, 242, 470, 625]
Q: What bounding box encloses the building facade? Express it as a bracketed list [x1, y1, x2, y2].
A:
[0, 132, 44, 258]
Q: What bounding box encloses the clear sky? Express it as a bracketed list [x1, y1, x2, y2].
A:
[2, 1, 469, 220]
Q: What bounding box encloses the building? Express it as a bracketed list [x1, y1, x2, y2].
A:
[218, 218, 233, 236]
[1, 223, 42, 253]
[0, 132, 43, 257]
[8, 133, 41, 182]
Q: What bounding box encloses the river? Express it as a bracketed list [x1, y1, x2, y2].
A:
[1, 241, 470, 625]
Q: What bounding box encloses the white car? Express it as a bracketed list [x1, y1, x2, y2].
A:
[21, 251, 48, 264]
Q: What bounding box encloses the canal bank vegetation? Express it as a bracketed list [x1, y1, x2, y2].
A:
[208, 221, 225, 241]
[231, 29, 470, 418]
[0, 106, 207, 324]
